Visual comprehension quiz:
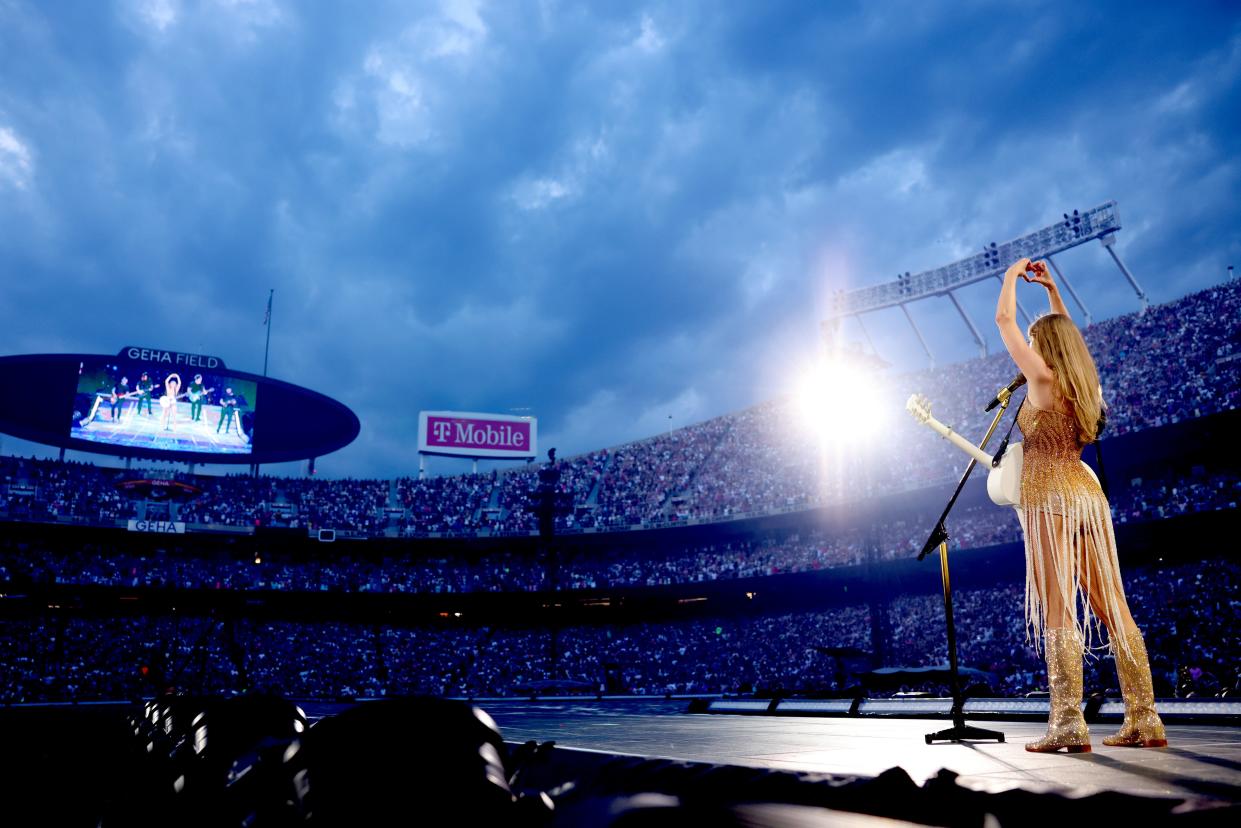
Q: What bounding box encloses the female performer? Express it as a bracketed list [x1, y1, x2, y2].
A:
[160, 373, 181, 432]
[996, 257, 1165, 753]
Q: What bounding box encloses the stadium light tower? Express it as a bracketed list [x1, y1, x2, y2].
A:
[827, 201, 1148, 364]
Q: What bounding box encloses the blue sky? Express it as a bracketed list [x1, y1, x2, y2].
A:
[1, 0, 1238, 478]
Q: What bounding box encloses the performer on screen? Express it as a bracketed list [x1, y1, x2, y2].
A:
[217, 387, 238, 434]
[996, 257, 1165, 754]
[160, 373, 181, 431]
[110, 376, 130, 421]
[135, 372, 154, 416]
[188, 374, 208, 421]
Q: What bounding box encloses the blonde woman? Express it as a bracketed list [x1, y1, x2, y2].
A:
[995, 257, 1165, 753]
[160, 373, 181, 432]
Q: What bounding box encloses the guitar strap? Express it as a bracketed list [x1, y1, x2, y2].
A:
[990, 395, 1025, 469]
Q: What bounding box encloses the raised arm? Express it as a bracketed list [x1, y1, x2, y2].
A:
[995, 258, 1053, 383]
[1024, 260, 1070, 318]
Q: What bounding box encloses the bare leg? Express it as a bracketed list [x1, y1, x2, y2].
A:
[1078, 529, 1138, 640]
[1032, 513, 1073, 631]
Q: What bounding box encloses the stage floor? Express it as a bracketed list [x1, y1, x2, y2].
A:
[72, 399, 250, 454]
[473, 700, 1241, 809]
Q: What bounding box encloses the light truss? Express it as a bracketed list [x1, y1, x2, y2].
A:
[826, 200, 1148, 363]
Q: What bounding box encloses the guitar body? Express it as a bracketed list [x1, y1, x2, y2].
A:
[986, 443, 1023, 507]
[906, 395, 1101, 509]
[985, 441, 1101, 508]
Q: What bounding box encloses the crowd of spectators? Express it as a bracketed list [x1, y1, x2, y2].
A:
[278, 476, 389, 535]
[500, 449, 610, 534]
[176, 473, 282, 527]
[0, 457, 393, 534]
[1, 282, 1238, 540]
[395, 472, 494, 535]
[1, 468, 1235, 595]
[0, 456, 136, 524]
[591, 424, 731, 527]
[2, 558, 1236, 703]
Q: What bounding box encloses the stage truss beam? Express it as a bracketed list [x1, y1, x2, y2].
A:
[826, 201, 1146, 363]
[1100, 232, 1149, 310]
[947, 291, 987, 359]
[900, 304, 935, 366]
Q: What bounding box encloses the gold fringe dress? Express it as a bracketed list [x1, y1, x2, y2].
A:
[1017, 402, 1133, 659]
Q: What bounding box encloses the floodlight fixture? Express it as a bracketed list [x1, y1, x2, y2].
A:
[826, 201, 1148, 363]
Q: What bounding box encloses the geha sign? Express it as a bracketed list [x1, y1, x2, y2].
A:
[127, 519, 187, 534]
[418, 411, 537, 459]
[120, 346, 225, 369]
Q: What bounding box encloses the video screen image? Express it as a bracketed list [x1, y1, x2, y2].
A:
[70, 359, 258, 455]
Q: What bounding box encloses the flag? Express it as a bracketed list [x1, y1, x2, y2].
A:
[263, 292, 272, 326]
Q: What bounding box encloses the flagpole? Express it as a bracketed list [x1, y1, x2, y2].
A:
[256, 289, 273, 480]
[262, 289, 274, 377]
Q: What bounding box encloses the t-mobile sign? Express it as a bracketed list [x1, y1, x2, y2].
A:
[418, 411, 538, 459]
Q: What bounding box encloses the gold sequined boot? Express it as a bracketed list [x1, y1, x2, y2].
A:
[1026, 628, 1091, 753]
[1103, 629, 1167, 748]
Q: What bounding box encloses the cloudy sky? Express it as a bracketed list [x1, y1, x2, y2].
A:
[1, 0, 1238, 478]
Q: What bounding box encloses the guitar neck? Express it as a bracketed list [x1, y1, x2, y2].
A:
[918, 416, 994, 467]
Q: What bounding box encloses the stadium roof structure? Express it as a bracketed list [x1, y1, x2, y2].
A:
[828, 200, 1149, 364]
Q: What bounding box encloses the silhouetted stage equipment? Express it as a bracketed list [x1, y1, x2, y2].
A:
[113, 695, 309, 827]
[113, 696, 532, 827]
[289, 698, 520, 825]
[5, 697, 1240, 826]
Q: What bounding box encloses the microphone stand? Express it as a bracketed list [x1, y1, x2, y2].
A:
[918, 387, 1018, 745]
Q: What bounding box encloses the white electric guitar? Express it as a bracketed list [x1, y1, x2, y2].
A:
[905, 394, 1100, 508]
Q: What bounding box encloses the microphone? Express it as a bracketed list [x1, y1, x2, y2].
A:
[985, 373, 1026, 411]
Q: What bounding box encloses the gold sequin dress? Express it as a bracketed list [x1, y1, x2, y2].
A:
[1017, 401, 1132, 658]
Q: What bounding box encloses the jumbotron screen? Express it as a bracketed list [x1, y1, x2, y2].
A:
[70, 358, 258, 456]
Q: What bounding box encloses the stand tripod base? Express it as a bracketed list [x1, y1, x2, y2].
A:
[925, 720, 1006, 744]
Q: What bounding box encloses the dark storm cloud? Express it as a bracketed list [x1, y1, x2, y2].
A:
[0, 0, 1237, 477]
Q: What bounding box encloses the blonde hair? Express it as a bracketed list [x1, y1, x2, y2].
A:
[1028, 314, 1102, 444]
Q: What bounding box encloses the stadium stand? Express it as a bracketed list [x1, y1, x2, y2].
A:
[0, 280, 1237, 707]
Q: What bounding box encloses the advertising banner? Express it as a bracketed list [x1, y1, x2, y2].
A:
[418, 411, 537, 459]
[127, 519, 187, 534]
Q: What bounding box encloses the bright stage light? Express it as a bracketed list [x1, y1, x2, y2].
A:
[794, 359, 887, 445]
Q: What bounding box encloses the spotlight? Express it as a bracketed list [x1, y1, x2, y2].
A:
[795, 359, 887, 444]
